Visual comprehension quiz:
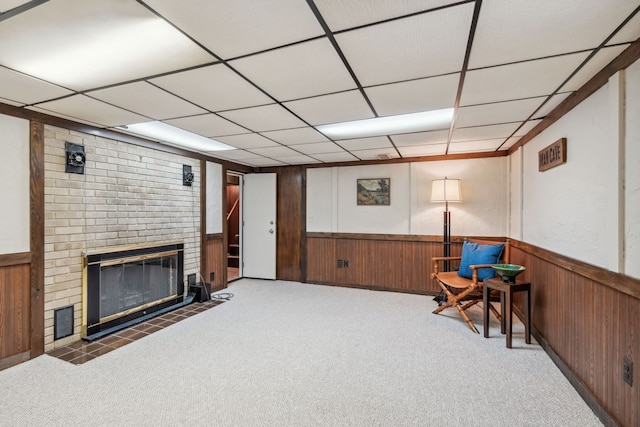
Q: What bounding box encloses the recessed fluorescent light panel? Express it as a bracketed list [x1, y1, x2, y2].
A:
[121, 122, 235, 152]
[0, 1, 211, 90]
[317, 108, 454, 139]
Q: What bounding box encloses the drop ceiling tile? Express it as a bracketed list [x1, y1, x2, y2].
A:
[469, 0, 639, 68]
[276, 155, 321, 165]
[283, 90, 374, 126]
[0, 1, 30, 12]
[398, 144, 447, 157]
[451, 123, 520, 142]
[609, 13, 640, 45]
[314, 0, 461, 31]
[533, 93, 572, 120]
[144, 0, 324, 59]
[0, 66, 73, 105]
[247, 146, 301, 158]
[350, 148, 401, 161]
[32, 95, 148, 127]
[391, 130, 449, 147]
[0, 97, 22, 107]
[211, 149, 258, 160]
[336, 3, 474, 86]
[456, 97, 546, 128]
[336, 136, 393, 151]
[0, 0, 212, 91]
[560, 45, 630, 92]
[448, 138, 504, 153]
[27, 106, 103, 127]
[288, 141, 342, 155]
[215, 133, 279, 150]
[502, 136, 521, 149]
[150, 64, 273, 112]
[312, 152, 359, 163]
[515, 119, 542, 136]
[88, 82, 206, 120]
[230, 38, 356, 101]
[260, 127, 329, 145]
[366, 73, 459, 116]
[462, 52, 589, 106]
[241, 157, 287, 167]
[218, 104, 306, 132]
[164, 114, 248, 137]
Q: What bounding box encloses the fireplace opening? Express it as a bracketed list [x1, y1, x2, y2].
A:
[83, 242, 185, 341]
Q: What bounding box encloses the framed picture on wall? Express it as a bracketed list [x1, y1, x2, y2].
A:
[357, 178, 390, 206]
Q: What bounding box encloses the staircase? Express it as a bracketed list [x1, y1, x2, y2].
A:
[228, 243, 239, 268]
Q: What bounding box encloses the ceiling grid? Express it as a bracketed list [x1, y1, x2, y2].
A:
[0, 0, 638, 166]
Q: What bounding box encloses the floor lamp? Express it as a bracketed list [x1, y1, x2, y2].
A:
[431, 177, 462, 272]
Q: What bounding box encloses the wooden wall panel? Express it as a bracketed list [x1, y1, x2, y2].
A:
[276, 167, 304, 282]
[306, 234, 450, 294]
[204, 235, 225, 291]
[0, 263, 31, 360]
[29, 120, 44, 357]
[510, 242, 639, 427]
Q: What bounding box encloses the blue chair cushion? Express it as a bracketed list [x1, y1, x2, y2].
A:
[457, 240, 505, 281]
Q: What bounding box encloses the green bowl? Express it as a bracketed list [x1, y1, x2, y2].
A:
[491, 264, 526, 277]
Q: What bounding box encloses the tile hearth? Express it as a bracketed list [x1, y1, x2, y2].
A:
[47, 299, 223, 365]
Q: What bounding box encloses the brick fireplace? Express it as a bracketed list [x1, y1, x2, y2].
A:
[43, 125, 201, 351]
[83, 242, 185, 340]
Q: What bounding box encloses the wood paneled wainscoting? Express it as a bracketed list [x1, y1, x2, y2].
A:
[0, 253, 32, 370]
[509, 239, 639, 427]
[204, 234, 226, 292]
[305, 233, 500, 294]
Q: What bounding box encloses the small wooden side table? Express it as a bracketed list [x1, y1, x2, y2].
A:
[483, 277, 531, 348]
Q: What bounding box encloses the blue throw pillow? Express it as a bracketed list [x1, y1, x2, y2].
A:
[457, 240, 505, 281]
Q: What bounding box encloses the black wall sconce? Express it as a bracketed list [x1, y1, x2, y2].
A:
[183, 165, 194, 186]
[65, 142, 85, 175]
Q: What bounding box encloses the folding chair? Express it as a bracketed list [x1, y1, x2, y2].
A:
[431, 239, 509, 333]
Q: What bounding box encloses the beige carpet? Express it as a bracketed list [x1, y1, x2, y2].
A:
[0, 279, 601, 426]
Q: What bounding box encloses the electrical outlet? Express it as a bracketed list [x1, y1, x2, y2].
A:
[337, 259, 344, 268]
[344, 260, 349, 268]
[210, 272, 215, 282]
[623, 356, 633, 386]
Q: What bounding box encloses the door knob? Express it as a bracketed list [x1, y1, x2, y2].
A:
[269, 229, 274, 234]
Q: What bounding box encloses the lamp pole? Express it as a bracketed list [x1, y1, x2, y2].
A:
[443, 200, 451, 272]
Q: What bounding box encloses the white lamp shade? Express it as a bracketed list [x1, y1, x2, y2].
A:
[431, 178, 462, 202]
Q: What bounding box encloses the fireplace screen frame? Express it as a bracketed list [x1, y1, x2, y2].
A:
[82, 242, 184, 339]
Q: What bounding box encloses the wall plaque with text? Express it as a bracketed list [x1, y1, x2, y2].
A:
[538, 138, 567, 172]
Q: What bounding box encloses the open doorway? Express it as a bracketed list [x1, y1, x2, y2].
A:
[226, 173, 241, 282]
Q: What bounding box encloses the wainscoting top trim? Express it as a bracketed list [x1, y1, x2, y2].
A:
[512, 239, 640, 300]
[0, 252, 31, 267]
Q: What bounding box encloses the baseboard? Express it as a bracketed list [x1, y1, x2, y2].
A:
[0, 351, 30, 371]
[304, 279, 438, 297]
[512, 306, 619, 427]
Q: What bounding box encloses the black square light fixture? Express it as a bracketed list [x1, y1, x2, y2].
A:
[65, 142, 85, 174]
[183, 164, 194, 186]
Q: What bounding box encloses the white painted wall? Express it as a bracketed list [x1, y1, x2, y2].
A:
[307, 167, 334, 232]
[336, 163, 411, 234]
[521, 84, 618, 270]
[509, 147, 523, 241]
[206, 161, 223, 234]
[513, 57, 640, 277]
[410, 157, 508, 237]
[0, 114, 30, 254]
[307, 157, 508, 237]
[625, 60, 640, 277]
